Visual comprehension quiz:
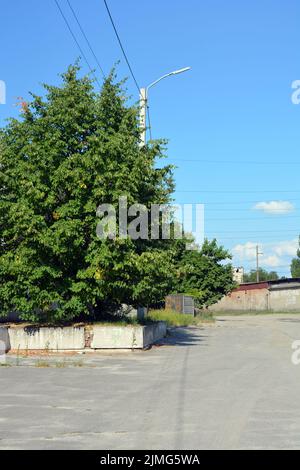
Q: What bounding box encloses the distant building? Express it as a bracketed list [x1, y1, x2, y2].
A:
[209, 278, 300, 313]
[232, 267, 244, 284]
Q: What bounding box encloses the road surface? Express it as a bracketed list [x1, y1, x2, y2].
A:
[1, 314, 300, 449]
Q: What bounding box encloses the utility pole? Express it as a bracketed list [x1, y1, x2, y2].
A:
[256, 245, 263, 282]
[139, 67, 191, 147]
[139, 88, 147, 147]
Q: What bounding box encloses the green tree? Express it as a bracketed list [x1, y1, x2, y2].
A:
[173, 239, 236, 307]
[291, 237, 300, 278]
[243, 268, 279, 282]
[0, 64, 175, 322]
[0, 64, 237, 322]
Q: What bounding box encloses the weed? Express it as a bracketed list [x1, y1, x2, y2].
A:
[35, 360, 51, 368]
[71, 360, 84, 367]
[16, 345, 21, 366]
[148, 309, 214, 327]
[55, 361, 68, 368]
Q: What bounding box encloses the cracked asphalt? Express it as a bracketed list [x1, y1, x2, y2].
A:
[1, 314, 300, 450]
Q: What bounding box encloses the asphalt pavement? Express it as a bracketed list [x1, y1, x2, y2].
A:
[1, 314, 300, 449]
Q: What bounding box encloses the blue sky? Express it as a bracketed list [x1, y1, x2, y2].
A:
[1, 0, 300, 276]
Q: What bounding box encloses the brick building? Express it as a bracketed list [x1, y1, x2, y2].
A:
[209, 278, 300, 313]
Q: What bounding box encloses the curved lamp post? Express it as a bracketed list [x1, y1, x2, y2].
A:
[139, 67, 191, 146]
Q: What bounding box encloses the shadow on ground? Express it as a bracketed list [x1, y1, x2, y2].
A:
[153, 326, 206, 348]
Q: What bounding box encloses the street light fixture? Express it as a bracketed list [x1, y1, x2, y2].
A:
[139, 67, 191, 146]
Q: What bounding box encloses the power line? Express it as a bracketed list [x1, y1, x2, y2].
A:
[66, 0, 105, 78]
[206, 229, 300, 234]
[103, 0, 140, 93]
[54, 0, 102, 89]
[206, 215, 300, 221]
[171, 159, 300, 165]
[184, 208, 299, 212]
[176, 189, 300, 193]
[207, 235, 299, 240]
[171, 198, 300, 206]
[207, 235, 298, 240]
[246, 265, 292, 269]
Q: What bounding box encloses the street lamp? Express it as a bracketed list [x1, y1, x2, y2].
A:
[139, 67, 191, 146]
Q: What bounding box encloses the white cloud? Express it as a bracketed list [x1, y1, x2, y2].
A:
[273, 239, 299, 257]
[232, 242, 257, 261]
[261, 255, 281, 268]
[253, 201, 295, 214]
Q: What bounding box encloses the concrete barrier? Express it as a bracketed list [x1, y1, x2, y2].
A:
[8, 326, 85, 351]
[0, 327, 10, 353]
[91, 322, 167, 349]
[91, 325, 143, 349]
[143, 322, 167, 348]
[2, 322, 167, 351]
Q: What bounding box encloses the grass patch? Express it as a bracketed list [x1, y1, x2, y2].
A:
[35, 358, 85, 368]
[197, 310, 215, 322]
[35, 360, 51, 368]
[54, 359, 84, 368]
[54, 361, 68, 368]
[1, 315, 141, 329]
[148, 309, 213, 327]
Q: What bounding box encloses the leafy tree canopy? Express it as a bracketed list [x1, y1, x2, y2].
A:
[243, 268, 279, 283]
[291, 237, 300, 278]
[172, 239, 236, 307]
[0, 63, 235, 322]
[0, 64, 175, 322]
